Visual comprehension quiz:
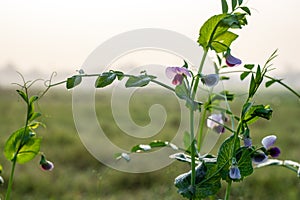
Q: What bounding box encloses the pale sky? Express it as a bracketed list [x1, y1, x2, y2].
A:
[0, 0, 300, 85]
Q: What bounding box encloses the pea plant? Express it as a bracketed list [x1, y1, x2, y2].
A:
[2, 0, 300, 199]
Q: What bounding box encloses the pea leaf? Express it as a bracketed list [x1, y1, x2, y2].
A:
[236, 147, 253, 179]
[198, 14, 227, 51]
[125, 75, 156, 88]
[221, 0, 228, 13]
[244, 64, 255, 70]
[211, 31, 238, 53]
[95, 72, 117, 88]
[217, 135, 240, 180]
[232, 0, 237, 10]
[240, 6, 251, 15]
[198, 14, 241, 53]
[16, 137, 41, 164]
[4, 127, 41, 163]
[16, 90, 28, 103]
[265, 79, 277, 88]
[175, 162, 221, 199]
[66, 75, 82, 89]
[240, 71, 251, 80]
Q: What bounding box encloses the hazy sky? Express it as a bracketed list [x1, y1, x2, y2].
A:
[1, 0, 300, 79]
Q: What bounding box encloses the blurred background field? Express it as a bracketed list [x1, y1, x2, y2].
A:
[0, 86, 299, 200]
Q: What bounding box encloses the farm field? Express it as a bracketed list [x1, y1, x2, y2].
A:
[0, 86, 299, 200]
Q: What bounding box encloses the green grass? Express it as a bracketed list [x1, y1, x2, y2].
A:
[0, 86, 299, 199]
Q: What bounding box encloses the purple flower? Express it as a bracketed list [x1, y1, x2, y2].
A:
[243, 136, 252, 147]
[201, 74, 219, 87]
[253, 135, 281, 164]
[40, 155, 54, 171]
[225, 52, 242, 67]
[229, 165, 241, 180]
[207, 114, 225, 134]
[252, 151, 268, 164]
[165, 67, 191, 85]
[262, 135, 281, 157]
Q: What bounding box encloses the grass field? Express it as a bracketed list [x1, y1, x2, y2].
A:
[0, 86, 299, 200]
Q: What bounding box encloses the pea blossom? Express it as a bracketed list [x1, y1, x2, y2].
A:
[207, 114, 226, 134]
[229, 165, 241, 180]
[252, 135, 281, 164]
[201, 74, 219, 87]
[165, 67, 191, 85]
[40, 155, 54, 171]
[225, 52, 242, 67]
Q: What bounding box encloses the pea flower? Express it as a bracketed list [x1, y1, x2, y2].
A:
[207, 113, 226, 134]
[252, 135, 281, 164]
[165, 67, 191, 85]
[243, 136, 252, 147]
[229, 165, 241, 180]
[261, 135, 281, 157]
[201, 74, 219, 87]
[225, 52, 242, 67]
[40, 155, 54, 171]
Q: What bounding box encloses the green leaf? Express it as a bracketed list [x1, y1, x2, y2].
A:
[29, 95, 38, 104]
[95, 72, 117, 88]
[220, 76, 230, 80]
[28, 112, 41, 122]
[66, 76, 82, 89]
[217, 135, 240, 180]
[238, 0, 243, 5]
[183, 60, 188, 68]
[244, 64, 255, 70]
[16, 137, 41, 164]
[175, 84, 201, 111]
[255, 65, 262, 83]
[149, 140, 167, 148]
[4, 127, 41, 163]
[243, 104, 273, 123]
[175, 84, 189, 100]
[114, 71, 124, 80]
[211, 91, 235, 102]
[236, 147, 253, 178]
[211, 31, 238, 53]
[248, 74, 256, 98]
[16, 90, 28, 103]
[221, 0, 228, 13]
[240, 71, 250, 80]
[198, 14, 227, 51]
[175, 162, 221, 199]
[232, 0, 237, 10]
[265, 79, 277, 88]
[125, 75, 156, 88]
[240, 6, 251, 15]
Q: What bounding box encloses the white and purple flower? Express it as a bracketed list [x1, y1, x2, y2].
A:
[165, 67, 191, 85]
[225, 52, 242, 67]
[207, 113, 226, 134]
[253, 135, 281, 164]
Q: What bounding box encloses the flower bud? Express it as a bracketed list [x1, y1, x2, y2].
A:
[40, 155, 54, 171]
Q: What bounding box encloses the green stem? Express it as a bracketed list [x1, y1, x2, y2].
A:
[189, 108, 196, 199]
[197, 109, 207, 151]
[192, 50, 208, 99]
[5, 158, 17, 200]
[224, 180, 232, 200]
[150, 79, 175, 92]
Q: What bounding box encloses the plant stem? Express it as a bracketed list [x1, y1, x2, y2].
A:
[192, 50, 208, 99]
[5, 158, 17, 200]
[189, 108, 196, 199]
[197, 108, 207, 151]
[224, 180, 232, 200]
